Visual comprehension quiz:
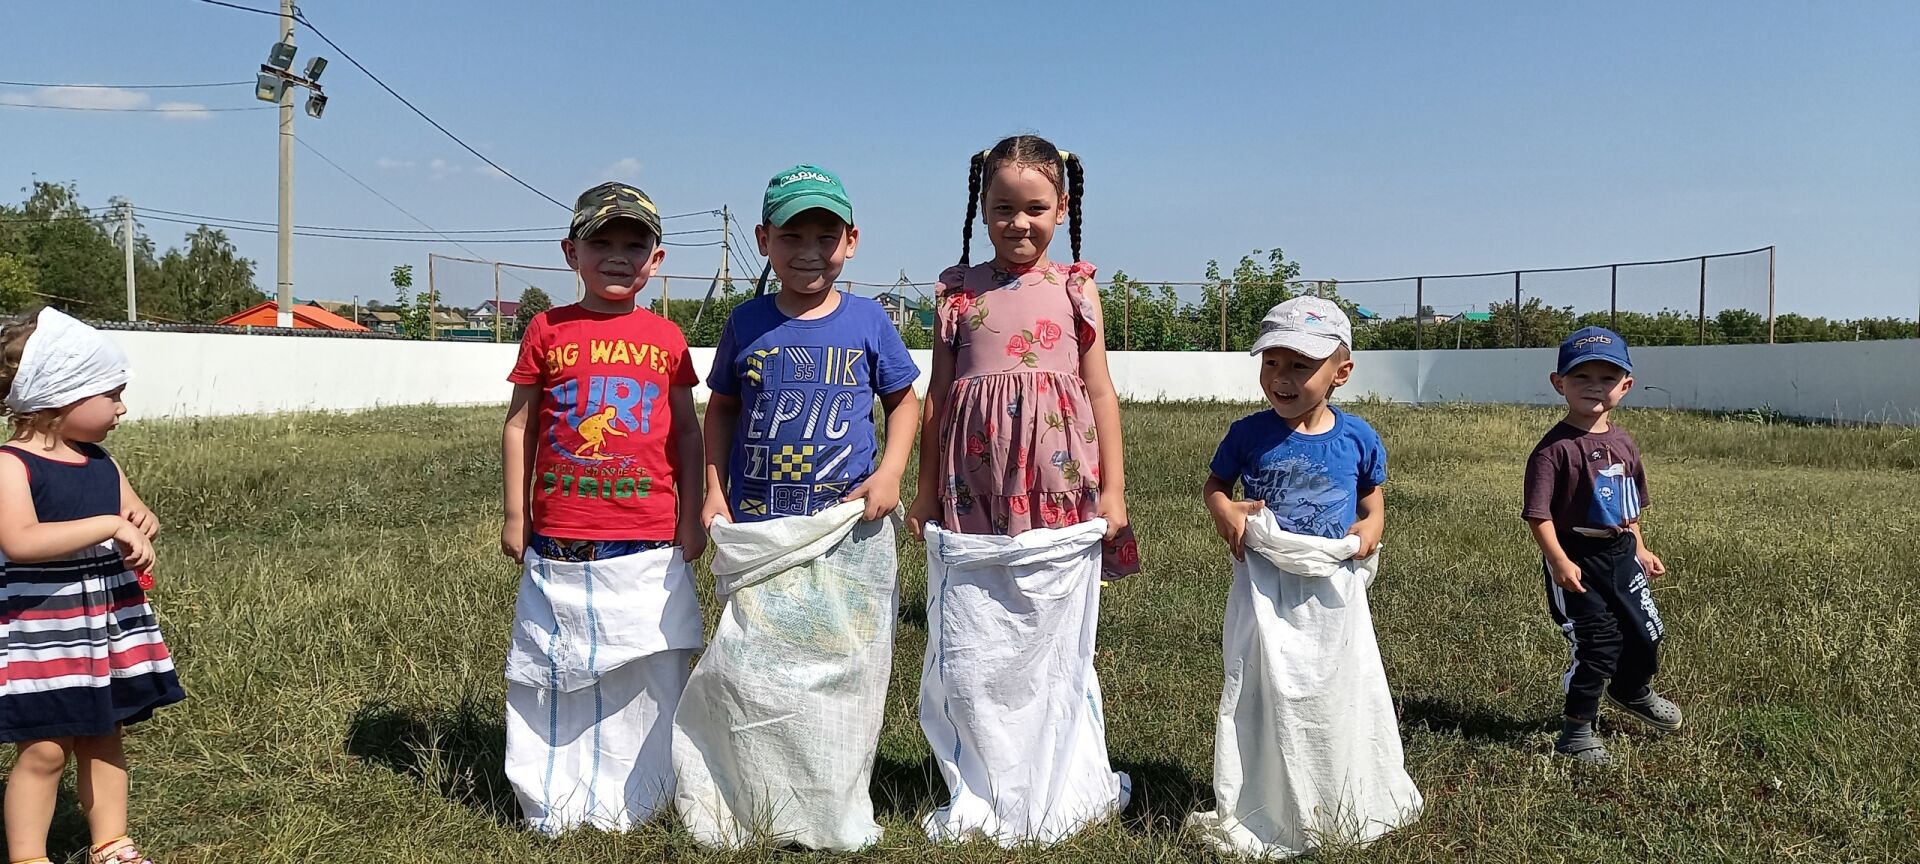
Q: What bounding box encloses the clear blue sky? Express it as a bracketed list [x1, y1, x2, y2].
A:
[3, 1, 1915, 319]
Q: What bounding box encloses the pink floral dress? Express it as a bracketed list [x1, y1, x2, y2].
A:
[934, 260, 1107, 537]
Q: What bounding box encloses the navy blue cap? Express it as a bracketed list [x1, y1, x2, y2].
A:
[1557, 326, 1632, 375]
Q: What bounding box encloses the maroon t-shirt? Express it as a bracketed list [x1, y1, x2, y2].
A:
[1522, 422, 1649, 538]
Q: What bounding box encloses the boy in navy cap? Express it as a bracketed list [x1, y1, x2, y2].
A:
[1524, 327, 1682, 764]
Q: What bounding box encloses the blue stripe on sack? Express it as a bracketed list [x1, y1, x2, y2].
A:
[537, 558, 561, 833]
[584, 559, 602, 820]
[932, 531, 963, 809]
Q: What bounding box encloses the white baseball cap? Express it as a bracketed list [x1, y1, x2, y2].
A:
[1248, 296, 1352, 359]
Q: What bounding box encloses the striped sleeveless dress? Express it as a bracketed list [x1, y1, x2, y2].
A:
[0, 443, 183, 742]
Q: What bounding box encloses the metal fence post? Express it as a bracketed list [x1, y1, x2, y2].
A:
[1414, 276, 1424, 351]
[1512, 271, 1522, 348]
[1767, 246, 1777, 344]
[1609, 264, 1618, 333]
[1697, 256, 1707, 345]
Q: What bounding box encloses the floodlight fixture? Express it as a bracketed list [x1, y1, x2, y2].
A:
[304, 56, 327, 81]
[305, 92, 327, 119]
[267, 41, 297, 70]
[255, 73, 287, 103]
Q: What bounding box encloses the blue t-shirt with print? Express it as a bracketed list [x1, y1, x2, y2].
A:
[708, 294, 920, 522]
[1208, 407, 1388, 539]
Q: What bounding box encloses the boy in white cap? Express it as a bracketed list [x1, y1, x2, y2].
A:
[1192, 297, 1421, 857]
[1205, 296, 1384, 560]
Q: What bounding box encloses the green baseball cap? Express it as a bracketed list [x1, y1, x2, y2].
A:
[570, 181, 662, 240]
[762, 164, 853, 227]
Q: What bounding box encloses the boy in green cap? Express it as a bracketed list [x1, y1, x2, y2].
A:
[673, 165, 920, 850]
[499, 181, 706, 833]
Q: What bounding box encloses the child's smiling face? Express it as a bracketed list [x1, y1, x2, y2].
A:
[562, 219, 664, 308]
[1259, 346, 1351, 421]
[982, 165, 1066, 268]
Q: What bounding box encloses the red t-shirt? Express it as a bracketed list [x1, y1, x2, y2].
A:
[509, 305, 698, 540]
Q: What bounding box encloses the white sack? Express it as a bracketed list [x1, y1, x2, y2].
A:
[674, 502, 900, 851]
[918, 519, 1130, 846]
[503, 546, 703, 833]
[1187, 509, 1421, 858]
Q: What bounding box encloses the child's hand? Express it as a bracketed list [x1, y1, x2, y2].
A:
[1638, 547, 1667, 579]
[1210, 499, 1263, 562]
[1097, 492, 1129, 540]
[700, 493, 731, 530]
[1549, 557, 1585, 594]
[124, 507, 160, 539]
[677, 514, 707, 562]
[113, 519, 155, 573]
[906, 494, 941, 541]
[500, 516, 529, 564]
[844, 470, 902, 522]
[1347, 521, 1383, 559]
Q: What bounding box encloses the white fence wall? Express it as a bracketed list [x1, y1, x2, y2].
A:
[111, 331, 1920, 425]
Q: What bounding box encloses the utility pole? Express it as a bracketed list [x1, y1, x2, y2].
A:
[275, 0, 295, 327]
[250, 2, 327, 328]
[719, 206, 732, 289]
[120, 202, 136, 321]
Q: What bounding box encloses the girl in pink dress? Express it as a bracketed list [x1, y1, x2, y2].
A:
[909, 135, 1137, 577]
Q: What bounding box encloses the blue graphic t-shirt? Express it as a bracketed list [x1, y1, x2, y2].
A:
[708, 294, 920, 522]
[1208, 407, 1388, 539]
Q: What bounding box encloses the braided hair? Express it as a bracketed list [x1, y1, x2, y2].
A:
[0, 310, 56, 440]
[960, 135, 1083, 266]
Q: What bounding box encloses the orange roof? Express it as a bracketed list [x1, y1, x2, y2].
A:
[217, 301, 369, 331]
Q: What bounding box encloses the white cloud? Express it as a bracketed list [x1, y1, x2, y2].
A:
[25, 85, 149, 110]
[603, 157, 642, 181]
[154, 101, 211, 120]
[428, 157, 461, 180]
[376, 157, 417, 172]
[476, 163, 508, 179]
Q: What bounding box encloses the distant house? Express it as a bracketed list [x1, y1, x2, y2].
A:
[367, 311, 404, 334]
[1352, 306, 1381, 322]
[470, 299, 521, 328]
[431, 310, 471, 332]
[875, 292, 933, 329]
[218, 301, 369, 332]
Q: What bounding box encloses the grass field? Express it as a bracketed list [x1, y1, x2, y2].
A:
[5, 402, 1917, 863]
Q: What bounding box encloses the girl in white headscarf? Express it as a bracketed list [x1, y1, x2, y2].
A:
[0, 308, 182, 864]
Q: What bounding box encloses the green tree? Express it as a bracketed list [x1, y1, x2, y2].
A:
[515, 286, 553, 339]
[0, 181, 121, 315]
[146, 226, 263, 323]
[0, 254, 38, 314]
[392, 264, 433, 339]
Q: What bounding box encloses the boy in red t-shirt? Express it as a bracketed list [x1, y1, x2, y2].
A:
[497, 182, 706, 833]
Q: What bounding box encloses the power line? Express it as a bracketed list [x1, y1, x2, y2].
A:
[0, 100, 270, 112]
[191, 0, 281, 16]
[289, 9, 569, 210]
[0, 79, 252, 89]
[138, 204, 561, 234]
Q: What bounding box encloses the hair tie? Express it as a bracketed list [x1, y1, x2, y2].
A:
[976, 149, 991, 161]
[1058, 149, 1073, 162]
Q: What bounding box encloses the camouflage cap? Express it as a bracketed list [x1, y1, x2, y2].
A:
[569, 181, 662, 241]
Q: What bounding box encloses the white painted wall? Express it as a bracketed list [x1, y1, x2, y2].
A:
[110, 330, 1920, 425]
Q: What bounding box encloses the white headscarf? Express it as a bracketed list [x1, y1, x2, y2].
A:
[4, 307, 130, 414]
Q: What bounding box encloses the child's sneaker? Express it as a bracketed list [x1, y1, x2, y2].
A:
[1606, 687, 1683, 731]
[1554, 719, 1610, 764]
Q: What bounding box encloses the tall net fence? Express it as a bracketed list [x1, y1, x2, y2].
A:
[1102, 246, 1777, 351]
[447, 246, 1783, 351]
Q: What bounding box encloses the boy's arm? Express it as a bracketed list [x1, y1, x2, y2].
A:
[1204, 473, 1260, 562]
[847, 387, 920, 521]
[501, 384, 540, 563]
[1628, 519, 1665, 577]
[113, 456, 159, 539]
[907, 340, 957, 539]
[670, 385, 705, 561]
[1528, 517, 1585, 594]
[1348, 485, 1385, 559]
[700, 393, 741, 528]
